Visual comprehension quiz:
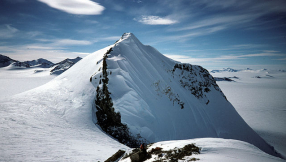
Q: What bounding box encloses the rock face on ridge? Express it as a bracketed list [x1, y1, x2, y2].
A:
[50, 57, 82, 75]
[90, 33, 279, 157]
[0, 54, 17, 67]
[11, 58, 54, 68]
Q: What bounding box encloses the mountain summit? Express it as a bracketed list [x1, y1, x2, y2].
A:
[90, 33, 279, 157]
[0, 33, 281, 161]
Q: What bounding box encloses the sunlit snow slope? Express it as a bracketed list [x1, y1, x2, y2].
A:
[0, 33, 282, 161]
[90, 33, 279, 157]
[0, 45, 128, 161]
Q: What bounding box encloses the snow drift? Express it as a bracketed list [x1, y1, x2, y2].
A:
[0, 33, 282, 161]
[89, 33, 279, 157]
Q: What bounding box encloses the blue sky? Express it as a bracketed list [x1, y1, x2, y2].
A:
[0, 0, 286, 70]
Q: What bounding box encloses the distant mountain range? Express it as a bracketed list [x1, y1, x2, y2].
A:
[50, 57, 82, 75]
[211, 67, 286, 73]
[0, 54, 81, 75]
[0, 54, 17, 67]
[0, 33, 283, 161]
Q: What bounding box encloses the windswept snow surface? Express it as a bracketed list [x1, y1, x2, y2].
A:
[120, 138, 284, 162]
[0, 33, 283, 161]
[0, 56, 82, 98]
[0, 67, 56, 99]
[211, 69, 286, 157]
[90, 33, 279, 157]
[0, 45, 128, 161]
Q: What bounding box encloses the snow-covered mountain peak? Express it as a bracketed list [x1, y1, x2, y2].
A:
[115, 32, 144, 48]
[120, 32, 135, 41]
[0, 33, 283, 161]
[89, 33, 280, 157]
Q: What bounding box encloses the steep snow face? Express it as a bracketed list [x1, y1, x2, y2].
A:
[91, 33, 279, 157]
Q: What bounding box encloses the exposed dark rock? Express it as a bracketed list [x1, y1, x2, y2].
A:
[93, 48, 146, 148]
[105, 150, 126, 162]
[50, 57, 81, 75]
[0, 54, 17, 67]
[172, 63, 227, 104]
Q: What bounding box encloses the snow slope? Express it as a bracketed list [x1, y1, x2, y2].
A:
[0, 67, 56, 99]
[0, 46, 128, 161]
[90, 33, 279, 157]
[211, 69, 286, 157]
[0, 56, 82, 98]
[120, 138, 284, 162]
[0, 33, 283, 161]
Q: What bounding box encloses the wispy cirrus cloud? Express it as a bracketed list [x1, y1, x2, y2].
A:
[170, 14, 258, 32]
[164, 0, 286, 42]
[135, 16, 178, 25]
[37, 38, 93, 46]
[96, 36, 120, 41]
[160, 26, 226, 42]
[0, 24, 19, 38]
[165, 51, 285, 64]
[53, 39, 92, 46]
[38, 0, 105, 15]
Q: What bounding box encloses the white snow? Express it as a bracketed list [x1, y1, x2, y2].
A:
[0, 45, 128, 161]
[211, 69, 286, 158]
[0, 33, 284, 161]
[120, 138, 284, 162]
[0, 67, 56, 99]
[90, 33, 279, 157]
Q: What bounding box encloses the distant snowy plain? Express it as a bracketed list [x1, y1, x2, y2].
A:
[0, 66, 55, 99]
[0, 37, 285, 161]
[211, 69, 286, 158]
[1, 65, 285, 161]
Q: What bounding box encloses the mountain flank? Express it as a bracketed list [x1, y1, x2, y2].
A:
[89, 33, 280, 158]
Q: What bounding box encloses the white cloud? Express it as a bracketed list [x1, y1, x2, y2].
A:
[242, 53, 284, 57]
[53, 39, 92, 46]
[0, 44, 89, 63]
[136, 16, 178, 25]
[35, 38, 93, 46]
[99, 36, 120, 41]
[162, 26, 226, 41]
[5, 24, 19, 33]
[38, 0, 104, 15]
[0, 24, 19, 38]
[165, 51, 284, 65]
[275, 57, 286, 61]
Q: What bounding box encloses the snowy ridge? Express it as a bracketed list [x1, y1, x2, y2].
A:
[50, 57, 82, 75]
[90, 33, 280, 157]
[0, 54, 17, 67]
[10, 58, 54, 68]
[0, 45, 128, 161]
[0, 33, 283, 161]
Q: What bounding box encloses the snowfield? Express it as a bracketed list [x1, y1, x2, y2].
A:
[212, 69, 286, 158]
[0, 66, 56, 99]
[0, 33, 285, 161]
[0, 45, 128, 161]
[120, 138, 284, 162]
